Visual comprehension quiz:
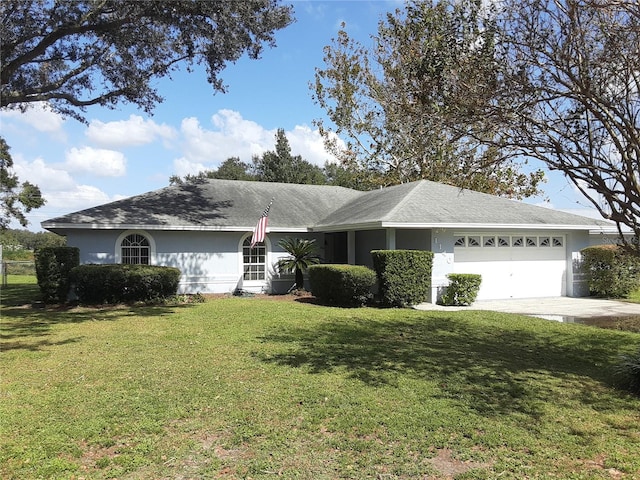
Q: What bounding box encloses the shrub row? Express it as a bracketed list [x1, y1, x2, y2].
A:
[581, 245, 640, 298]
[34, 247, 80, 303]
[307, 250, 435, 308]
[70, 264, 181, 304]
[308, 264, 376, 307]
[371, 250, 433, 307]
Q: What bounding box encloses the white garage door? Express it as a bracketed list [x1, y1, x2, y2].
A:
[453, 234, 567, 300]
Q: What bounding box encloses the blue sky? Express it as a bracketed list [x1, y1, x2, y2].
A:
[1, 0, 596, 231]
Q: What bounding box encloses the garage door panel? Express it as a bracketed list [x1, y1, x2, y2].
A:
[453, 234, 567, 300]
[455, 259, 565, 299]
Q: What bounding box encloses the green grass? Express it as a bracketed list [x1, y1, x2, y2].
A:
[2, 285, 640, 479]
[627, 287, 640, 303]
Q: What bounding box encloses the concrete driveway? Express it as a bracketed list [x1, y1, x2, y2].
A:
[414, 297, 640, 320]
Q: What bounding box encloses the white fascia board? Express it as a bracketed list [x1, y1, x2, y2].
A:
[40, 223, 310, 233]
[310, 222, 383, 232]
[380, 222, 600, 231]
[311, 222, 600, 232]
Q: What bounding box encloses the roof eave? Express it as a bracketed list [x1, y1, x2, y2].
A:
[41, 222, 310, 233]
[311, 221, 603, 232]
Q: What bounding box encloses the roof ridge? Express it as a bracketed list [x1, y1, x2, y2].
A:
[382, 181, 425, 221]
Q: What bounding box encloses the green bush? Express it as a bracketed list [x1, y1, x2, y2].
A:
[614, 347, 640, 395]
[34, 247, 80, 303]
[581, 245, 640, 298]
[70, 264, 181, 304]
[308, 264, 376, 307]
[440, 273, 482, 306]
[371, 250, 433, 307]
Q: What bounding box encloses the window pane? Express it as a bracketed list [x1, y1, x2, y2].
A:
[483, 236, 496, 247]
[121, 234, 150, 265]
[498, 236, 510, 247]
[243, 240, 266, 280]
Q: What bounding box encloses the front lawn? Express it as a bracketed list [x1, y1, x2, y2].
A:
[1, 286, 640, 479]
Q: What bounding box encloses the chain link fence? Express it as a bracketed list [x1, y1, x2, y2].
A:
[1, 261, 36, 285]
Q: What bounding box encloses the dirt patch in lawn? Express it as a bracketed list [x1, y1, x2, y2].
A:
[425, 448, 492, 479]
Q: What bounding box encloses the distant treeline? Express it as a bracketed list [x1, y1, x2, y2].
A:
[0, 229, 65, 260]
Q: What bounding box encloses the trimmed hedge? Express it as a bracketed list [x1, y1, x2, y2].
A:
[70, 264, 181, 304]
[308, 264, 376, 307]
[440, 273, 482, 306]
[371, 250, 433, 307]
[34, 247, 80, 303]
[581, 245, 640, 298]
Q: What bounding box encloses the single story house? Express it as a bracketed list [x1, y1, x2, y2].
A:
[42, 179, 612, 303]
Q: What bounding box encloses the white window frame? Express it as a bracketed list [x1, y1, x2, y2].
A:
[453, 234, 565, 249]
[239, 234, 271, 285]
[115, 230, 156, 265]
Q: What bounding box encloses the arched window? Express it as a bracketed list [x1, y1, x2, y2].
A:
[121, 233, 150, 265]
[242, 237, 266, 281]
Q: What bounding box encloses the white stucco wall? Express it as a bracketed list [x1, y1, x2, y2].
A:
[425, 228, 592, 303]
[65, 229, 324, 295]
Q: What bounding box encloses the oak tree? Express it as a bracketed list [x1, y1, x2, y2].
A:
[1, 0, 293, 122]
[0, 137, 45, 229]
[492, 0, 640, 248]
[312, 0, 544, 198]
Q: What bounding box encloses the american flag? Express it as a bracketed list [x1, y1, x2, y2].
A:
[250, 199, 273, 248]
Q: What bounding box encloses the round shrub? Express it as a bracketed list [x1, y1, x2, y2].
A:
[308, 264, 376, 307]
[581, 245, 640, 298]
[70, 264, 181, 304]
[440, 273, 482, 306]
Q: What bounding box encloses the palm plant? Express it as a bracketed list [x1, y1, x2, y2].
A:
[276, 237, 321, 291]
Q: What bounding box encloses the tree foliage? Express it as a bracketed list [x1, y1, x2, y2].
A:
[253, 129, 326, 185]
[489, 0, 640, 250]
[0, 137, 45, 229]
[312, 0, 545, 198]
[169, 130, 332, 186]
[0, 227, 65, 250]
[1, 0, 293, 122]
[169, 157, 255, 185]
[276, 237, 321, 290]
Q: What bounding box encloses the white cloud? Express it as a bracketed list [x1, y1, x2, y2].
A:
[65, 146, 127, 177]
[86, 114, 177, 148]
[179, 110, 274, 166]
[172, 157, 209, 177]
[175, 110, 339, 175]
[10, 155, 113, 229]
[0, 101, 66, 138]
[287, 124, 339, 166]
[13, 155, 76, 192]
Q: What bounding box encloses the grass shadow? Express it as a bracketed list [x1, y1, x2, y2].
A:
[256, 311, 638, 417]
[1, 282, 197, 352]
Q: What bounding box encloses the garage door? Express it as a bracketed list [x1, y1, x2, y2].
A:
[453, 234, 567, 300]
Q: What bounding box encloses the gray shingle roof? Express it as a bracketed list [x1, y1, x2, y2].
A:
[42, 179, 361, 230]
[314, 181, 608, 230]
[42, 179, 608, 232]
